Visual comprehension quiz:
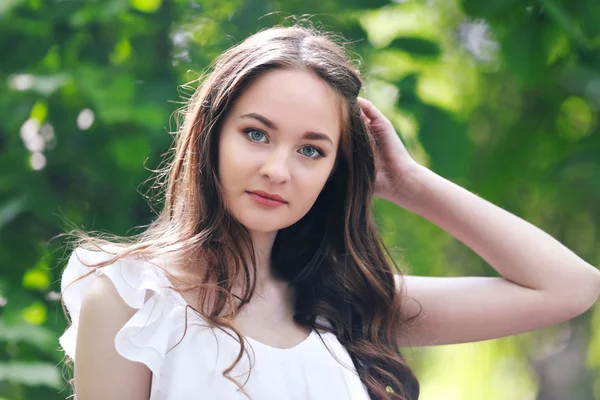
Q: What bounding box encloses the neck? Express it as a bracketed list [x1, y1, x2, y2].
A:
[244, 228, 282, 290]
[164, 229, 286, 295]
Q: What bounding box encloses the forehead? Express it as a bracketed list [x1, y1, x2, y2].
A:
[230, 68, 343, 142]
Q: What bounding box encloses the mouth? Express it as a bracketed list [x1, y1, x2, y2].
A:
[246, 191, 288, 208]
[246, 191, 287, 203]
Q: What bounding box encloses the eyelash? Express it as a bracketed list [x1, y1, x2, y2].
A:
[242, 128, 325, 160]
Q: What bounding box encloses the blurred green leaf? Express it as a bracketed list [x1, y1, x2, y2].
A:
[76, 67, 136, 123]
[416, 105, 471, 178]
[30, 101, 47, 123]
[107, 135, 151, 172]
[0, 197, 27, 232]
[462, 0, 521, 20]
[389, 37, 441, 58]
[22, 269, 51, 291]
[540, 0, 590, 48]
[69, 0, 129, 27]
[0, 0, 25, 16]
[396, 74, 420, 105]
[21, 301, 47, 325]
[0, 320, 55, 351]
[130, 0, 163, 13]
[556, 96, 596, 141]
[0, 362, 61, 389]
[501, 21, 548, 84]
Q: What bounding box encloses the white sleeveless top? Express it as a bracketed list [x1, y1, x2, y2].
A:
[59, 248, 371, 399]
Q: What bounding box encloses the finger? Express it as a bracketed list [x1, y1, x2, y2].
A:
[360, 108, 371, 124]
[357, 97, 382, 120]
[357, 97, 377, 118]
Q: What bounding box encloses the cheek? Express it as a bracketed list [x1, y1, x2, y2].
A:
[296, 165, 334, 201]
[218, 134, 247, 184]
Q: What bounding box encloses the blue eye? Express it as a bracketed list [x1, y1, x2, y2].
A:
[242, 128, 325, 160]
[300, 146, 324, 159]
[245, 129, 267, 143]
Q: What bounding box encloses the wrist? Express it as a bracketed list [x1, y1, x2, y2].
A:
[389, 163, 432, 211]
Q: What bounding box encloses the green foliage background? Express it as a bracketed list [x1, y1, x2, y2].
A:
[1, 0, 599, 399]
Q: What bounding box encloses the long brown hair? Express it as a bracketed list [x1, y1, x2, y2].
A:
[61, 22, 421, 400]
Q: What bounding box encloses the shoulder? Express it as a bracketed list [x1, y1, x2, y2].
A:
[59, 246, 170, 360]
[60, 246, 183, 398]
[80, 273, 140, 323]
[75, 273, 153, 399]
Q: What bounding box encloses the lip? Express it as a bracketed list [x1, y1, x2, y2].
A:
[247, 191, 287, 208]
[247, 190, 287, 203]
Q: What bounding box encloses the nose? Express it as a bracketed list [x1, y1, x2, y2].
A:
[259, 149, 290, 184]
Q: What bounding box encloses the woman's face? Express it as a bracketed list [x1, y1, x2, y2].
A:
[218, 68, 343, 234]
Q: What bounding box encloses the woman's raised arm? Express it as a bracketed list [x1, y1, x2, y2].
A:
[393, 165, 600, 346]
[358, 97, 600, 347]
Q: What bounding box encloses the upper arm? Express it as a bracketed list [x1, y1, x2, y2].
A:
[395, 274, 588, 347]
[74, 274, 152, 400]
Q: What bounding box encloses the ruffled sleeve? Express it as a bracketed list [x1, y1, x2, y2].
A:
[59, 247, 182, 398]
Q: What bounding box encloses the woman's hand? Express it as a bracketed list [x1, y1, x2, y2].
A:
[357, 97, 422, 205]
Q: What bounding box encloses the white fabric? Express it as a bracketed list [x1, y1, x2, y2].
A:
[59, 248, 371, 399]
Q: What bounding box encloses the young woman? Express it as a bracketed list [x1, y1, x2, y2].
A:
[59, 24, 600, 400]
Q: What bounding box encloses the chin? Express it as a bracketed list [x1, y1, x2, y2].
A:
[228, 210, 280, 233]
[241, 217, 286, 233]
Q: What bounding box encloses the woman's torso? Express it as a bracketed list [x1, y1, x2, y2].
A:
[59, 248, 372, 399]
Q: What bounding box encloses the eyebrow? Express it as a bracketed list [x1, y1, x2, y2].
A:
[239, 112, 334, 146]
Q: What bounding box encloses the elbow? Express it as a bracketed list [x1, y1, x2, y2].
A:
[568, 268, 600, 317]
